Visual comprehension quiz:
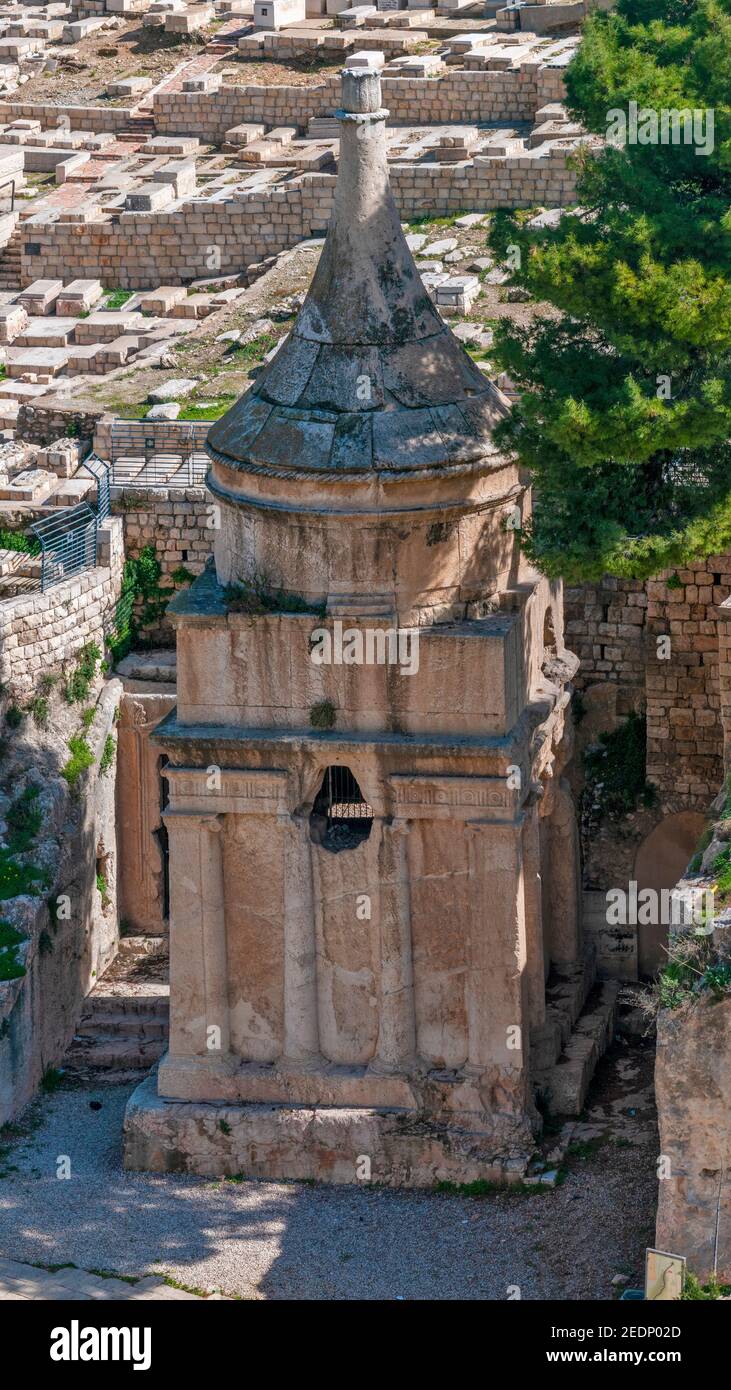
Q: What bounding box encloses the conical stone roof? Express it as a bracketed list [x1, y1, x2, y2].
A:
[206, 66, 509, 482]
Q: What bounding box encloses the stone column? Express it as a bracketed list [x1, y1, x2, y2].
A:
[546, 777, 582, 970]
[521, 804, 546, 1031]
[163, 809, 229, 1059]
[281, 814, 320, 1065]
[372, 819, 416, 1073]
[464, 819, 529, 1092]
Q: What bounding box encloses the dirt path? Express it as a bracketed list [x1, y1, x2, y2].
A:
[0, 1021, 657, 1301]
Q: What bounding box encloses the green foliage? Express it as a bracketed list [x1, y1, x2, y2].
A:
[655, 930, 730, 1007]
[0, 528, 40, 556]
[583, 711, 656, 818]
[0, 849, 46, 901]
[224, 575, 325, 617]
[0, 919, 25, 981]
[170, 565, 195, 586]
[81, 706, 96, 731]
[713, 843, 731, 903]
[99, 734, 115, 775]
[96, 872, 109, 902]
[40, 1067, 64, 1093]
[6, 785, 41, 854]
[5, 705, 23, 729]
[61, 735, 95, 790]
[38, 673, 59, 697]
[487, 0, 731, 581]
[108, 545, 181, 663]
[27, 695, 49, 729]
[309, 700, 336, 730]
[65, 642, 101, 705]
[682, 1272, 731, 1299]
[103, 289, 133, 310]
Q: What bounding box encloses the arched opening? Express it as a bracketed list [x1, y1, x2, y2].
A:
[310, 766, 373, 853]
[634, 811, 707, 975]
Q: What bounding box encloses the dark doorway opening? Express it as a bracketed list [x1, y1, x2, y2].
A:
[310, 766, 373, 853]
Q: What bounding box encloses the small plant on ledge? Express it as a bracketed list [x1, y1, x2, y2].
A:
[310, 700, 336, 731]
[224, 574, 325, 618]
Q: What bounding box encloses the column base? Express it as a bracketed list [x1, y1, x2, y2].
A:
[123, 1072, 532, 1188]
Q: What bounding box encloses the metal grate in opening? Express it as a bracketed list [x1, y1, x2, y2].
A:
[310, 765, 373, 854]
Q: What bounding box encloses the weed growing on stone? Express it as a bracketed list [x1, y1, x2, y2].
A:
[62, 735, 95, 790]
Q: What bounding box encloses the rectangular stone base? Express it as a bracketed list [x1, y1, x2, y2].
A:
[123, 1073, 530, 1188]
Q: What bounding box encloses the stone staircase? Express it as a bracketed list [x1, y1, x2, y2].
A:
[0, 225, 22, 292]
[64, 936, 169, 1083]
[531, 964, 619, 1118]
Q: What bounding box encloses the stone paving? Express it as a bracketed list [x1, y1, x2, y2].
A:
[0, 1258, 232, 1299]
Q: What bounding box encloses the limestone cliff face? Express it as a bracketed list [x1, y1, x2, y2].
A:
[0, 680, 121, 1125]
[655, 997, 731, 1280]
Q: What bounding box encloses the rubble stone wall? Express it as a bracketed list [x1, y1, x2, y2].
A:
[17, 399, 103, 446]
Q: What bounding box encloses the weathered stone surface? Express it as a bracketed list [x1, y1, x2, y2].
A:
[656, 997, 731, 1280]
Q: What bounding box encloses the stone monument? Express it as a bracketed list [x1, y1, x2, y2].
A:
[124, 66, 591, 1185]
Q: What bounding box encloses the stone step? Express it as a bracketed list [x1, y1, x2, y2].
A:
[117, 934, 169, 962]
[533, 981, 618, 1118]
[76, 1014, 168, 1040]
[80, 1000, 168, 1023]
[65, 1037, 166, 1070]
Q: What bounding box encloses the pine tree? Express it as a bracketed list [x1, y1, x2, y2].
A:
[489, 0, 731, 582]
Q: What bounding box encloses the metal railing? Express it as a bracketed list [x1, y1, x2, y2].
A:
[108, 420, 209, 489]
[110, 452, 208, 488]
[29, 503, 99, 594]
[80, 451, 111, 520]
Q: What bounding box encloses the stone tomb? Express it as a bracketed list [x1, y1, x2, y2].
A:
[124, 68, 594, 1188]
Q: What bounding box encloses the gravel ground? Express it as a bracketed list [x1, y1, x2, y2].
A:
[0, 1040, 657, 1301]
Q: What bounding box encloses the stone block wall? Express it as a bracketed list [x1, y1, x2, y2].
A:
[95, 417, 210, 459]
[0, 518, 125, 698]
[566, 558, 731, 808]
[0, 100, 135, 134]
[644, 562, 730, 804]
[565, 576, 648, 709]
[22, 144, 578, 287]
[113, 486, 212, 581]
[153, 69, 568, 142]
[719, 596, 731, 777]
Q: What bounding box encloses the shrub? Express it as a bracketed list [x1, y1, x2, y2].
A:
[65, 642, 101, 705]
[99, 734, 115, 775]
[310, 700, 336, 730]
[583, 711, 656, 820]
[0, 849, 46, 901]
[6, 785, 41, 855]
[27, 696, 49, 729]
[61, 735, 95, 790]
[0, 919, 25, 981]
